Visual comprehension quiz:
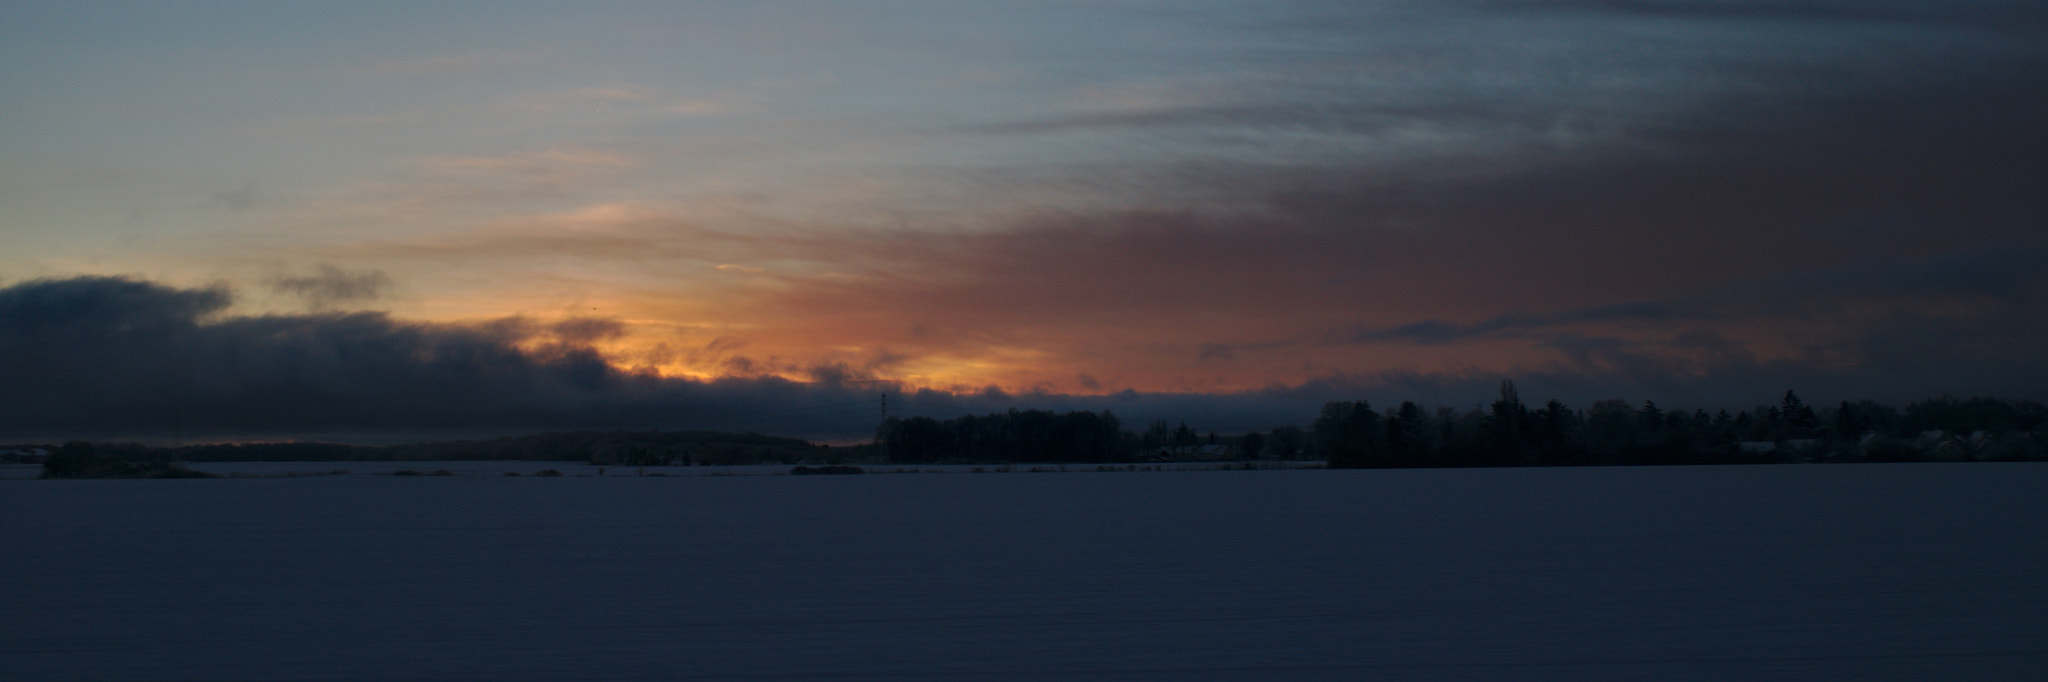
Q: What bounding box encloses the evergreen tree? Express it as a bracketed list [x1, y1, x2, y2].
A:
[1534, 399, 1579, 465]
[1266, 425, 1305, 459]
[1387, 400, 1431, 466]
[1489, 380, 1529, 465]
[1781, 390, 1819, 438]
[1239, 431, 1267, 460]
[1313, 400, 1381, 468]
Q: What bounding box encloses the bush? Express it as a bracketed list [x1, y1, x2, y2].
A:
[42, 441, 216, 479]
[789, 465, 864, 475]
[1862, 437, 1921, 463]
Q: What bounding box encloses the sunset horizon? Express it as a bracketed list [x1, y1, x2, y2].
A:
[6, 2, 2045, 443]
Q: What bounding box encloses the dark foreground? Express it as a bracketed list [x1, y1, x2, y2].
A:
[5, 464, 2045, 680]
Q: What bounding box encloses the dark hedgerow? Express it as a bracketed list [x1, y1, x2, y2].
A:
[790, 465, 865, 475]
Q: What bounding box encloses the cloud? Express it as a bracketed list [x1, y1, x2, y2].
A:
[365, 51, 523, 76]
[266, 266, 392, 309]
[777, 40, 2048, 390]
[1341, 302, 1682, 345]
[0, 275, 1300, 441]
[1312, 235, 2048, 401]
[306, 48, 2048, 393]
[1471, 0, 2048, 25]
[0, 276, 880, 441]
[403, 146, 640, 196]
[54, 1, 2036, 431]
[506, 83, 755, 118]
[551, 317, 626, 343]
[955, 103, 1482, 138]
[0, 276, 230, 332]
[211, 182, 257, 211]
[282, 26, 2048, 403]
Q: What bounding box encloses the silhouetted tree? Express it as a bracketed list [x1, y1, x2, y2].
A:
[42, 441, 207, 478]
[1265, 425, 1305, 459]
[1902, 396, 2047, 436]
[1637, 400, 1664, 433]
[1584, 399, 1638, 464]
[1314, 400, 1381, 468]
[1732, 409, 1756, 441]
[1489, 381, 1530, 466]
[1781, 390, 1819, 439]
[1141, 420, 1172, 449]
[879, 416, 951, 462]
[1386, 401, 1431, 467]
[1239, 431, 1266, 460]
[1437, 407, 1490, 466]
[1532, 399, 1579, 465]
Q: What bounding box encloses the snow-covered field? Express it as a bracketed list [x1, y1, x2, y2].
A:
[161, 460, 1320, 478]
[0, 460, 1323, 480]
[5, 464, 2044, 680]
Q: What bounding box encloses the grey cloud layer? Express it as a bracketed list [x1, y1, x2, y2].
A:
[0, 276, 1320, 441]
[0, 277, 861, 441]
[267, 265, 392, 308]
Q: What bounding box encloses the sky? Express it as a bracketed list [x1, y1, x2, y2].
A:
[4, 1, 2045, 443]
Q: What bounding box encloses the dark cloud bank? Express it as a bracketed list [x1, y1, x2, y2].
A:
[4, 271, 2045, 445]
[0, 276, 856, 443]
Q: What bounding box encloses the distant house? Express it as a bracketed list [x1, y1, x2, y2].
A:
[1913, 430, 1974, 461]
[2, 448, 50, 464]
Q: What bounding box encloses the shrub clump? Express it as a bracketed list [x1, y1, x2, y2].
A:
[789, 465, 865, 475]
[41, 442, 216, 479]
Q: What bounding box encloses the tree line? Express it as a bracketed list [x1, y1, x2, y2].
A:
[29, 429, 842, 478]
[876, 388, 2045, 466]
[21, 386, 2047, 475]
[169, 429, 832, 465]
[1312, 382, 2048, 468]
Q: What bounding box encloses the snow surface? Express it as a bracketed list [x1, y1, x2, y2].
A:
[167, 460, 1322, 478]
[5, 464, 2045, 680]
